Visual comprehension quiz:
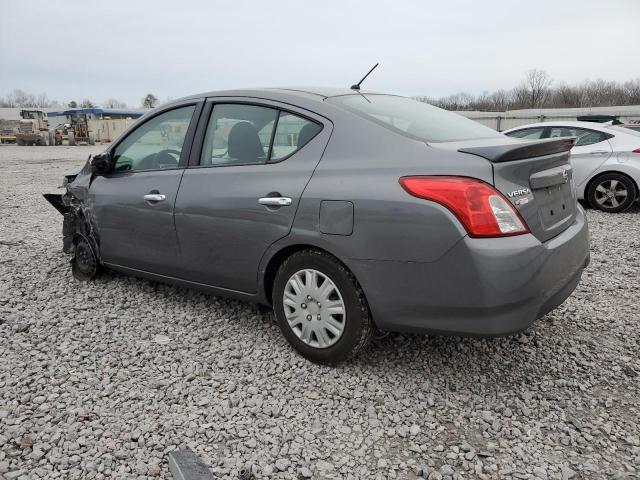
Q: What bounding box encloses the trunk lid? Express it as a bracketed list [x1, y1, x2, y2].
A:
[435, 137, 577, 243]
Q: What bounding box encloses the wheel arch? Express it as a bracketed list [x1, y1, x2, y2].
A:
[261, 243, 359, 306]
[584, 170, 639, 203]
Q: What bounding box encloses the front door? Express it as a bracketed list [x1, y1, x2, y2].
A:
[174, 101, 330, 293]
[90, 104, 199, 274]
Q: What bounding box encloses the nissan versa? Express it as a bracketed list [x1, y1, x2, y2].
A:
[45, 87, 591, 363]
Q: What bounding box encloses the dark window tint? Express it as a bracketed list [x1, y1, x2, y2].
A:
[113, 106, 195, 172]
[505, 127, 546, 140]
[200, 104, 278, 166]
[270, 112, 322, 161]
[327, 94, 502, 143]
[548, 127, 607, 146]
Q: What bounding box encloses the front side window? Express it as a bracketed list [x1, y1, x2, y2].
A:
[113, 105, 195, 172]
[548, 127, 607, 146]
[200, 104, 321, 166]
[505, 127, 546, 140]
[327, 94, 502, 143]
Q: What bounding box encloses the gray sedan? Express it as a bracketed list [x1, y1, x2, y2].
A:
[46, 88, 590, 363]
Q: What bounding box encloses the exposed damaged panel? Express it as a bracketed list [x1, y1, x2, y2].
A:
[43, 155, 102, 281]
[42, 194, 69, 215]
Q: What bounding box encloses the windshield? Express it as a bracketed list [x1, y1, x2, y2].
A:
[70, 114, 87, 124]
[327, 94, 502, 143]
[608, 125, 640, 138]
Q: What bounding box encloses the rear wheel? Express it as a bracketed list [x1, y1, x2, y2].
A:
[88, 131, 95, 145]
[272, 250, 373, 364]
[68, 131, 75, 146]
[587, 173, 636, 213]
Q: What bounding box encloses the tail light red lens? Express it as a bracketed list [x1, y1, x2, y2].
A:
[399, 176, 530, 238]
[632, 148, 640, 154]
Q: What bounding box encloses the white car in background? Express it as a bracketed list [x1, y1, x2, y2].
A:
[503, 121, 640, 212]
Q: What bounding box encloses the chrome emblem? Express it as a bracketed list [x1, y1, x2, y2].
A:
[507, 188, 531, 198]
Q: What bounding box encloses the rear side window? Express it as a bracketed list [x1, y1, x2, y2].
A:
[200, 104, 321, 166]
[548, 127, 607, 146]
[200, 104, 278, 166]
[270, 112, 322, 161]
[327, 94, 502, 143]
[505, 127, 546, 140]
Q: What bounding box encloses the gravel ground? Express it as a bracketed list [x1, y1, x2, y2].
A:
[1, 145, 639, 480]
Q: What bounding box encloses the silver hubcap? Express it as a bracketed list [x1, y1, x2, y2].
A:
[283, 269, 346, 349]
[595, 179, 628, 209]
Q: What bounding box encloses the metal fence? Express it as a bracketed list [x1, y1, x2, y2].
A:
[455, 105, 640, 131]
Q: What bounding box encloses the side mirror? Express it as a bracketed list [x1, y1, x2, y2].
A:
[90, 153, 112, 174]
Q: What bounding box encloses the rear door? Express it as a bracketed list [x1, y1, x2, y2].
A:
[547, 126, 612, 188]
[173, 99, 331, 293]
[90, 103, 201, 273]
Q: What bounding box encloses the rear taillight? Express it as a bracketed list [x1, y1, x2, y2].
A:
[399, 176, 530, 238]
[633, 148, 640, 154]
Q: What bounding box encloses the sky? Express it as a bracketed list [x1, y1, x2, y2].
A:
[1, 0, 639, 107]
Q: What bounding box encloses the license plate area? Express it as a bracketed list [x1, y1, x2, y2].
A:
[532, 178, 575, 230]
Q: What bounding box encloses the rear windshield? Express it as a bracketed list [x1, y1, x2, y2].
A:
[608, 125, 640, 138]
[327, 94, 502, 143]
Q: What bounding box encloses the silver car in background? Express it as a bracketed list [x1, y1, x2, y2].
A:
[503, 121, 640, 212]
[46, 88, 590, 364]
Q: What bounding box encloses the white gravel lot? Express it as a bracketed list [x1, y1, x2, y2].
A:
[1, 145, 639, 480]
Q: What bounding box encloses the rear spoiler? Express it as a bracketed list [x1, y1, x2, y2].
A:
[459, 137, 576, 163]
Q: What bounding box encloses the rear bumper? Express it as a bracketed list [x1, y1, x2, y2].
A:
[348, 206, 590, 335]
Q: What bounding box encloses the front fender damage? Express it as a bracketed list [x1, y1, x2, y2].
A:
[43, 156, 101, 280]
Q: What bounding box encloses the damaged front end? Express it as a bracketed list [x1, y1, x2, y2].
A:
[43, 155, 106, 281]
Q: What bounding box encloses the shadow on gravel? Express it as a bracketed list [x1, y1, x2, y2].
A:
[91, 261, 583, 401]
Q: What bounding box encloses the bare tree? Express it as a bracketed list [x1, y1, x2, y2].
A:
[624, 79, 640, 105]
[523, 69, 553, 108]
[104, 98, 128, 108]
[510, 84, 531, 109]
[142, 94, 158, 109]
[551, 83, 584, 108]
[68, 100, 78, 108]
[80, 99, 95, 108]
[5, 89, 33, 107]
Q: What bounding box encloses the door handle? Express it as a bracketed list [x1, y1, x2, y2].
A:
[144, 194, 166, 202]
[258, 197, 292, 206]
[589, 150, 608, 155]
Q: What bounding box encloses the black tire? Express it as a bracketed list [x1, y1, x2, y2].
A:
[587, 173, 637, 213]
[272, 249, 373, 364]
[71, 235, 99, 281]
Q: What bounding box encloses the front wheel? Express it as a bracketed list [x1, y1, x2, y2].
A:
[587, 173, 637, 213]
[272, 250, 373, 364]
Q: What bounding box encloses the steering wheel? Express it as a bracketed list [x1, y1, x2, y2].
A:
[156, 149, 181, 160]
[147, 149, 181, 169]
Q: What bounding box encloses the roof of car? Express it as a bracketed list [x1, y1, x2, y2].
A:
[175, 86, 384, 104]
